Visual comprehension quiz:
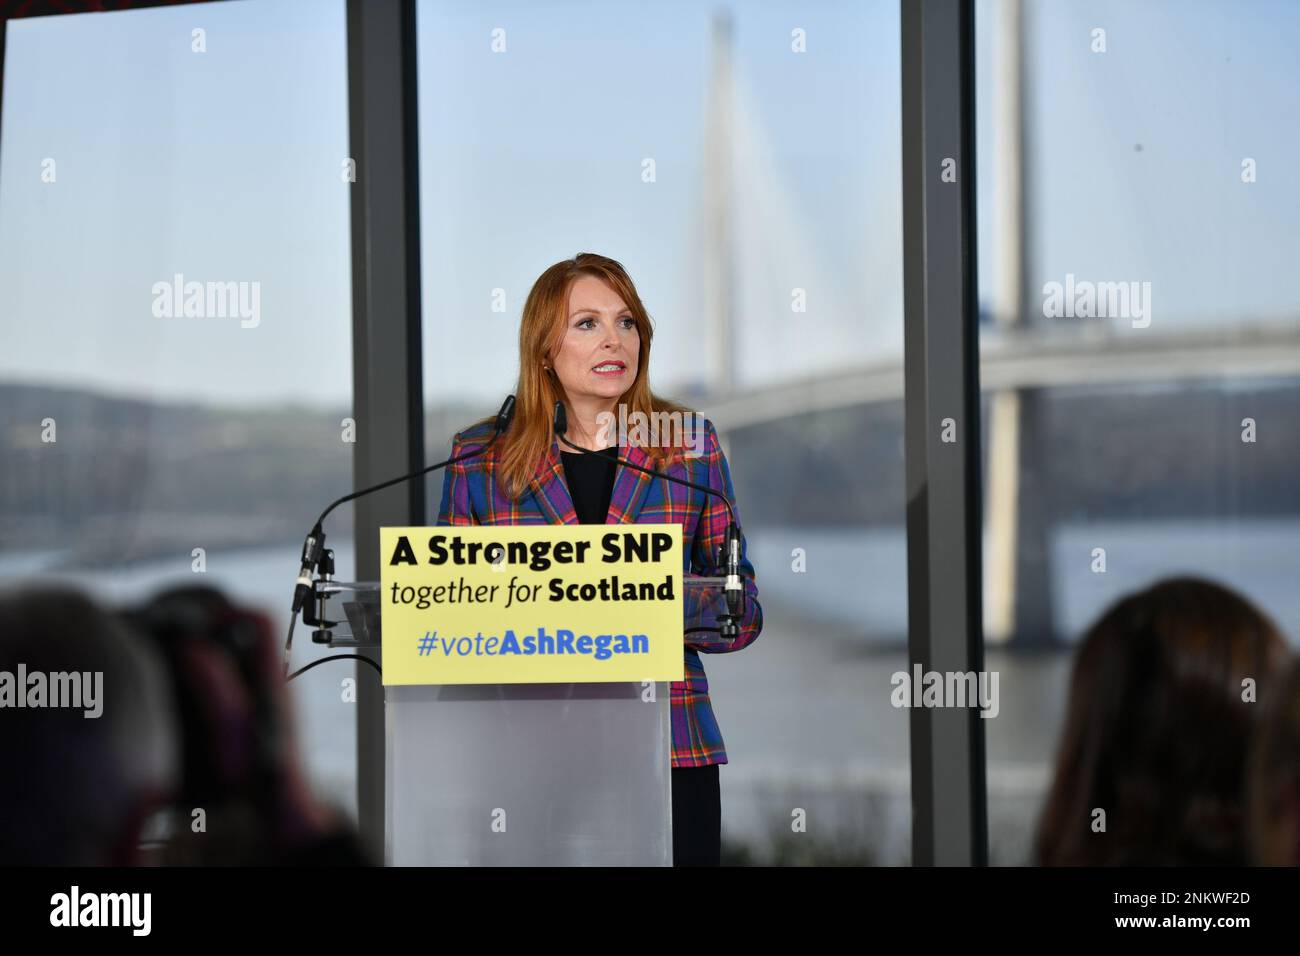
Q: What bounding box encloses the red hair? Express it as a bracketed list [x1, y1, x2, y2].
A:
[480, 252, 693, 500]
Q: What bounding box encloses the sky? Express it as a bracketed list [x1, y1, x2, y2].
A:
[0, 0, 1297, 409]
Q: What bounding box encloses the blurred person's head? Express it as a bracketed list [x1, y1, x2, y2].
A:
[123, 584, 364, 864]
[0, 586, 178, 865]
[1036, 576, 1289, 866]
[125, 585, 285, 810]
[1247, 656, 1300, 865]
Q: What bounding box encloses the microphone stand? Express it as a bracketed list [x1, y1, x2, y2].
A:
[283, 395, 516, 674]
[552, 401, 746, 639]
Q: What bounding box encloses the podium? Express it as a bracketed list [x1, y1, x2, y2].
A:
[308, 575, 733, 866]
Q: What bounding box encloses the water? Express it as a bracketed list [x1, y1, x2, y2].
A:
[744, 517, 1300, 645]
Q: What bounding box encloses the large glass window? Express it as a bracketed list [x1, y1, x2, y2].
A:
[975, 0, 1300, 864]
[0, 0, 357, 819]
[418, 0, 908, 863]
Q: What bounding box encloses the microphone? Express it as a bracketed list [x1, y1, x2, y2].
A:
[552, 402, 746, 639]
[290, 394, 517, 617]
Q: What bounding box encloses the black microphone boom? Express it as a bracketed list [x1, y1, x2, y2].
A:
[552, 401, 736, 524]
[552, 401, 747, 639]
[289, 394, 517, 617]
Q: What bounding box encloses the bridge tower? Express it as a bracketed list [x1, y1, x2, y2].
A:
[984, 0, 1056, 647]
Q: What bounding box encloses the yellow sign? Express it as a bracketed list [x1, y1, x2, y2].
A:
[379, 525, 684, 685]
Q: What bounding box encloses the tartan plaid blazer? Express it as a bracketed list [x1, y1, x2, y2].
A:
[435, 415, 763, 768]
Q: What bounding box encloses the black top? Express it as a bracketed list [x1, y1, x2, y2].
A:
[560, 445, 619, 524]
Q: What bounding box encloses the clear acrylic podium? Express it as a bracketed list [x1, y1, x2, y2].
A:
[308, 576, 732, 866]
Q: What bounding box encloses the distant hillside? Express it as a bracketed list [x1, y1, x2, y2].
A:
[725, 382, 1300, 526]
[2, 379, 1298, 566]
[0, 383, 488, 563]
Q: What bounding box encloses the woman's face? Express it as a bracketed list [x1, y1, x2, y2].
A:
[548, 274, 640, 406]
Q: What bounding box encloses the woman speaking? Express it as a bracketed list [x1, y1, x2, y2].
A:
[436, 252, 763, 866]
